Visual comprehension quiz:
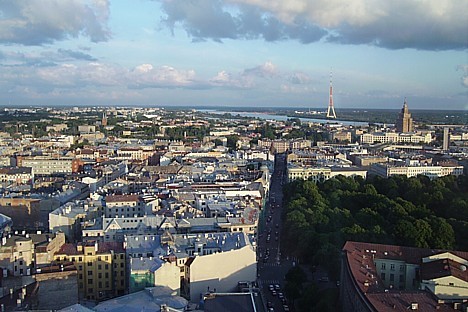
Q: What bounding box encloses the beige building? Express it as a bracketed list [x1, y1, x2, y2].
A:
[0, 235, 34, 276]
[18, 156, 79, 175]
[396, 100, 414, 133]
[54, 241, 126, 301]
[360, 132, 432, 144]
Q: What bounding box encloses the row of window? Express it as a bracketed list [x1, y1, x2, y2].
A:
[380, 263, 405, 272]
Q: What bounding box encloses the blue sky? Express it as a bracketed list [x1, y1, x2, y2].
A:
[0, 0, 466, 110]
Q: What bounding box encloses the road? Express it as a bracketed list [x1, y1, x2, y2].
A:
[257, 153, 295, 312]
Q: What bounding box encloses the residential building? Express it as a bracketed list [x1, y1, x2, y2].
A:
[54, 241, 127, 301]
[0, 235, 34, 276]
[341, 241, 466, 312]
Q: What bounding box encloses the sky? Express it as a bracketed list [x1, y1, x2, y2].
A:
[0, 0, 466, 110]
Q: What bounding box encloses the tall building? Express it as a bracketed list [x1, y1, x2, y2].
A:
[396, 99, 413, 133]
[54, 241, 126, 301]
[326, 71, 337, 119]
[443, 127, 450, 151]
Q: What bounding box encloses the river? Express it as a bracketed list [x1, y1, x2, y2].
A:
[199, 109, 369, 127]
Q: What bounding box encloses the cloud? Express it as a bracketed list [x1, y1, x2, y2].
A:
[0, 0, 111, 45]
[159, 0, 325, 43]
[457, 65, 468, 88]
[156, 0, 466, 50]
[243, 61, 277, 78]
[288, 72, 311, 84]
[129, 64, 196, 88]
[57, 49, 97, 61]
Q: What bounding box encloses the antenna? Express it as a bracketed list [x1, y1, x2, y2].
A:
[326, 70, 337, 119]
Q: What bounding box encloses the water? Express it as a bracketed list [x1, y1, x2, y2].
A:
[199, 109, 369, 127]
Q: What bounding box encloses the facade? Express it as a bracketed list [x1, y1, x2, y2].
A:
[360, 132, 432, 144]
[341, 241, 466, 312]
[54, 241, 127, 301]
[0, 167, 34, 186]
[105, 194, 145, 218]
[0, 235, 34, 276]
[396, 100, 414, 133]
[287, 165, 331, 183]
[370, 163, 464, 179]
[18, 156, 79, 175]
[126, 232, 257, 302]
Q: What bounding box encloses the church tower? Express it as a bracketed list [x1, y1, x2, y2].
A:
[396, 99, 413, 133]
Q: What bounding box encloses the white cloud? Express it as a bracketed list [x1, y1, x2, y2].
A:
[157, 0, 467, 50]
[0, 0, 111, 45]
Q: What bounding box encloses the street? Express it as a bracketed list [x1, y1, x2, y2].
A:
[257, 153, 295, 312]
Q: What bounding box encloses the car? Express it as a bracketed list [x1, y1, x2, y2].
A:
[283, 305, 290, 311]
[271, 290, 277, 296]
[269, 285, 274, 291]
[267, 301, 274, 308]
[319, 276, 329, 282]
[274, 284, 281, 290]
[278, 292, 284, 299]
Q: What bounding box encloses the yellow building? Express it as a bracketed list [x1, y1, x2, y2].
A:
[54, 241, 126, 301]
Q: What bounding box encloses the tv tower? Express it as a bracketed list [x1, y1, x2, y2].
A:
[326, 71, 337, 119]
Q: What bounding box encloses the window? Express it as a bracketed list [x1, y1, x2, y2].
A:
[381, 273, 386, 280]
[19, 260, 23, 266]
[399, 265, 404, 272]
[98, 273, 102, 278]
[105, 272, 109, 278]
[390, 274, 394, 281]
[79, 274, 83, 279]
[88, 279, 93, 284]
[390, 264, 395, 271]
[381, 263, 386, 270]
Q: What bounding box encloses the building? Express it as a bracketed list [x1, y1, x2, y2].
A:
[443, 127, 450, 151]
[0, 167, 34, 187]
[396, 99, 414, 133]
[104, 194, 145, 218]
[370, 163, 464, 179]
[287, 165, 331, 183]
[0, 235, 34, 276]
[54, 241, 127, 301]
[126, 232, 257, 302]
[341, 241, 467, 312]
[18, 156, 79, 175]
[360, 132, 432, 144]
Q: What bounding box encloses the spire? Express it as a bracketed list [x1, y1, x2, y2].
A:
[326, 70, 337, 119]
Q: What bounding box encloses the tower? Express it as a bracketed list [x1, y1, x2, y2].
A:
[102, 111, 108, 127]
[396, 99, 413, 133]
[443, 127, 450, 151]
[326, 71, 337, 119]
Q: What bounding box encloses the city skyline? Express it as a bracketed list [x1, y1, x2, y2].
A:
[0, 0, 466, 110]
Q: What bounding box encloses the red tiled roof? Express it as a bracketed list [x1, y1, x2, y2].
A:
[56, 241, 125, 256]
[342, 241, 466, 312]
[367, 292, 456, 312]
[421, 258, 468, 282]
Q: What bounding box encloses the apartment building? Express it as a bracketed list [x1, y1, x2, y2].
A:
[0, 235, 34, 276]
[341, 241, 466, 312]
[0, 167, 34, 186]
[126, 232, 257, 302]
[54, 241, 126, 301]
[104, 194, 145, 218]
[18, 156, 79, 175]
